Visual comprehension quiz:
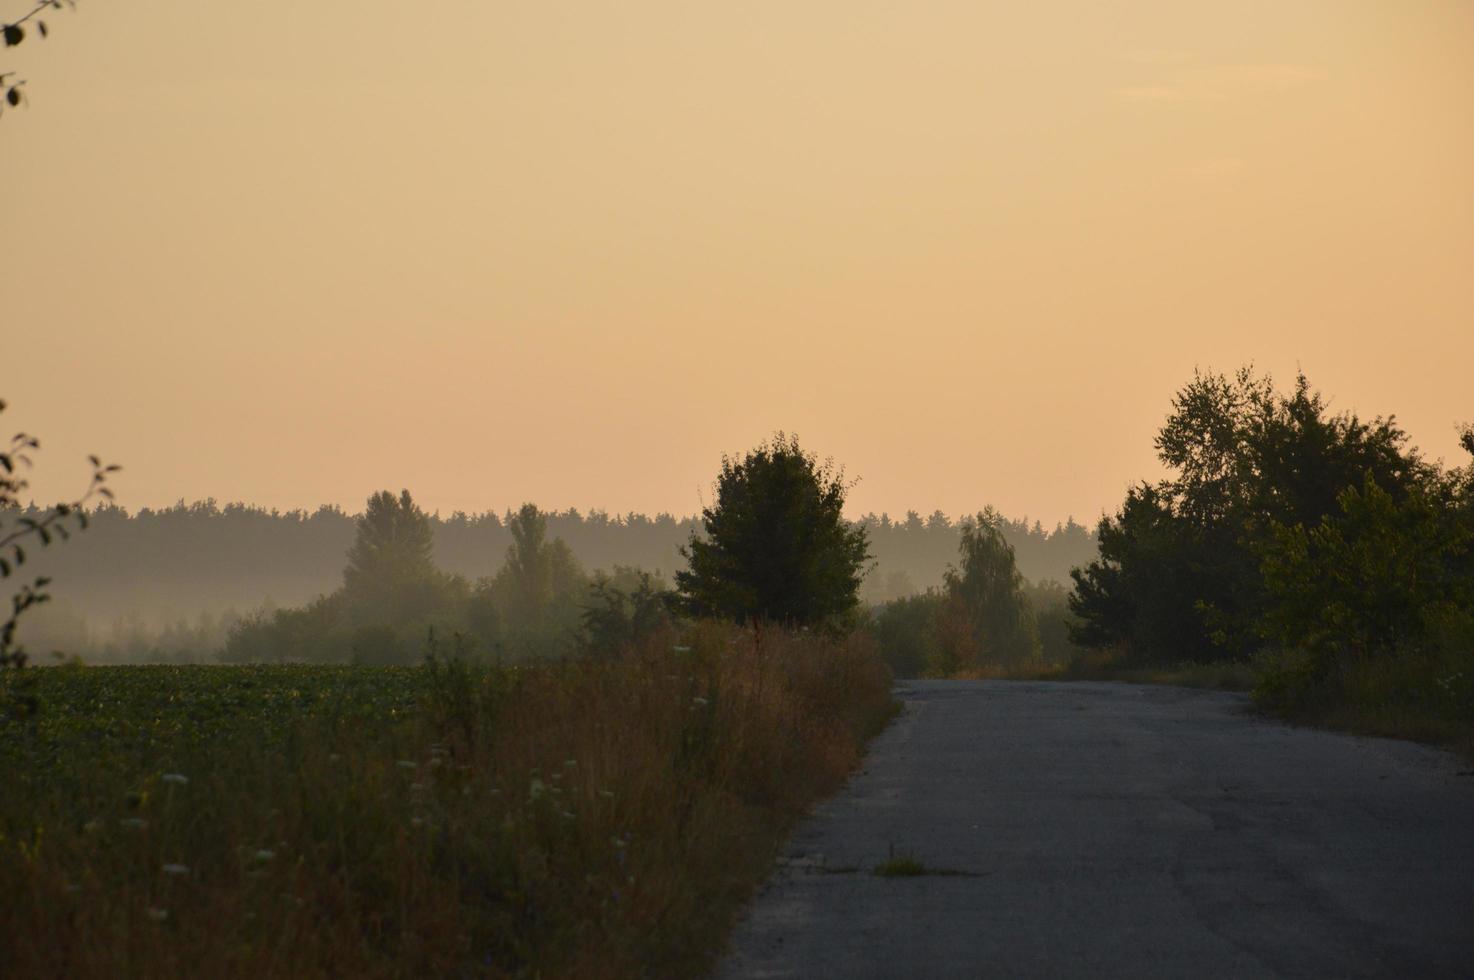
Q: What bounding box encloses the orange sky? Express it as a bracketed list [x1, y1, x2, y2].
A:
[4, 1, 1471, 525]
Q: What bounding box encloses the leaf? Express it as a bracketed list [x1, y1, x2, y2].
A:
[12, 545, 23, 565]
[37, 21, 47, 38]
[3, 24, 23, 47]
[5, 87, 19, 107]
[0, 558, 9, 577]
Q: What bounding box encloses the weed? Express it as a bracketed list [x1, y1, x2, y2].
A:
[873, 844, 927, 877]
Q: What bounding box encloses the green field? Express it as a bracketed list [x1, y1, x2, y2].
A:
[0, 629, 895, 979]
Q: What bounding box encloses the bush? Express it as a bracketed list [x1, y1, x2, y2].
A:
[1025, 580, 1079, 665]
[870, 592, 943, 677]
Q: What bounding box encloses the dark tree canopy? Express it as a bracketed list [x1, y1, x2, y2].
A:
[1069, 367, 1430, 664]
[676, 433, 870, 627]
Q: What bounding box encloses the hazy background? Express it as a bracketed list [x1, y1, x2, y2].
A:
[4, 0, 1471, 525]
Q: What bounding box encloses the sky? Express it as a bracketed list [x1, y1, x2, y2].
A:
[3, 1, 1471, 526]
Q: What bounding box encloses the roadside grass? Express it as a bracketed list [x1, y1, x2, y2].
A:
[1053, 651, 1258, 691]
[1252, 647, 1474, 764]
[0, 623, 896, 979]
[953, 648, 1472, 764]
[952, 653, 1257, 691]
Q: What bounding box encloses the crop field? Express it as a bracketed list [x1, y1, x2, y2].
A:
[0, 627, 896, 979]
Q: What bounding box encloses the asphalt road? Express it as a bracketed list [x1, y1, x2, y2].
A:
[716, 681, 1474, 980]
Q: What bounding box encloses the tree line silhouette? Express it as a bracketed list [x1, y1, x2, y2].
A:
[13, 495, 1096, 660]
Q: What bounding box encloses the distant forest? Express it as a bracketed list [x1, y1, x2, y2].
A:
[15, 501, 1094, 631]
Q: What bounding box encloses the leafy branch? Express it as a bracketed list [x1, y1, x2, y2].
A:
[1, 397, 118, 670]
[2, 0, 78, 118]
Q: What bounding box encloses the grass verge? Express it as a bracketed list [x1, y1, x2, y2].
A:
[952, 653, 1257, 691]
[0, 623, 896, 978]
[1252, 647, 1474, 763]
[958, 649, 1471, 763]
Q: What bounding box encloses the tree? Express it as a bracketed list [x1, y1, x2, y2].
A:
[1070, 367, 1427, 664]
[676, 433, 870, 627]
[342, 489, 442, 625]
[497, 503, 583, 622]
[939, 510, 1040, 669]
[471, 503, 587, 659]
[1258, 475, 1469, 666]
[1068, 482, 1226, 662]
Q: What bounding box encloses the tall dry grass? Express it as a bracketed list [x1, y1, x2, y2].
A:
[0, 623, 895, 978]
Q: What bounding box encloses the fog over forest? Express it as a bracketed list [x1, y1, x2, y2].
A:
[15, 499, 1094, 659]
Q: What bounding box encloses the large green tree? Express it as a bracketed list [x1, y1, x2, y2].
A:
[676, 433, 870, 627]
[1070, 368, 1425, 664]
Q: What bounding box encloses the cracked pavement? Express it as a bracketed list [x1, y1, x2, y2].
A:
[716, 681, 1474, 979]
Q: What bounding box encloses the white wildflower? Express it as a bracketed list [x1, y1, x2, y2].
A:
[396, 760, 418, 770]
[253, 849, 275, 862]
[161, 773, 188, 786]
[147, 907, 169, 922]
[161, 863, 189, 877]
